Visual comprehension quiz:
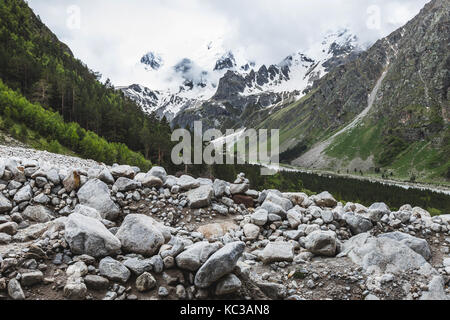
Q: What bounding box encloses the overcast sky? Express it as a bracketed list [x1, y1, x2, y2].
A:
[27, 0, 430, 87]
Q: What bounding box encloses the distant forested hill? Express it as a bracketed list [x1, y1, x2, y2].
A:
[0, 0, 174, 168]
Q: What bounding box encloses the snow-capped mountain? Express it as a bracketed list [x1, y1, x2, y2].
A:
[120, 29, 364, 127]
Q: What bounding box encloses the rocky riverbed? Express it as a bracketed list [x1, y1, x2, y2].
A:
[0, 147, 449, 300]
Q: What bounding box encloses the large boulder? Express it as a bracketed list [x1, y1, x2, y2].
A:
[175, 241, 221, 271]
[77, 179, 120, 221]
[22, 205, 53, 223]
[186, 185, 214, 209]
[65, 213, 121, 258]
[260, 241, 294, 264]
[115, 214, 166, 256]
[194, 241, 245, 288]
[305, 230, 337, 257]
[378, 232, 432, 261]
[339, 233, 430, 274]
[0, 193, 12, 213]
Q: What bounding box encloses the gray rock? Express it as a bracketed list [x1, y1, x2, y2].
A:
[255, 281, 287, 299]
[261, 201, 287, 218]
[98, 168, 115, 185]
[260, 242, 294, 264]
[365, 202, 391, 222]
[8, 279, 25, 300]
[63, 277, 87, 300]
[264, 192, 293, 211]
[286, 207, 303, 228]
[230, 183, 249, 195]
[339, 233, 430, 274]
[345, 214, 373, 235]
[21, 270, 44, 286]
[186, 185, 214, 209]
[115, 214, 166, 256]
[114, 177, 141, 192]
[213, 179, 228, 198]
[13, 185, 32, 203]
[84, 275, 109, 290]
[22, 205, 53, 223]
[314, 191, 337, 207]
[73, 204, 102, 220]
[321, 210, 334, 224]
[194, 241, 245, 288]
[65, 213, 121, 258]
[212, 203, 228, 215]
[215, 274, 241, 295]
[420, 276, 448, 300]
[175, 241, 221, 271]
[110, 165, 135, 179]
[305, 230, 337, 257]
[77, 179, 120, 221]
[243, 223, 260, 240]
[148, 166, 167, 183]
[378, 232, 432, 260]
[0, 221, 18, 235]
[136, 272, 157, 292]
[0, 193, 12, 213]
[123, 258, 153, 275]
[251, 209, 268, 226]
[177, 175, 200, 190]
[394, 211, 412, 224]
[99, 257, 131, 283]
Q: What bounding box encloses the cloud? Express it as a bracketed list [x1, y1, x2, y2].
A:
[27, 0, 430, 88]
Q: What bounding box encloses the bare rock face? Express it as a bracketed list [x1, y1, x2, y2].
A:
[64, 213, 121, 258]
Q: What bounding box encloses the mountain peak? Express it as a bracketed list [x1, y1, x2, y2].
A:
[140, 52, 163, 70]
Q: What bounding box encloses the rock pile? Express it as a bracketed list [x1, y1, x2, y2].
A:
[0, 154, 449, 300]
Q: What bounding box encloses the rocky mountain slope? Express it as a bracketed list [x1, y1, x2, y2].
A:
[120, 29, 363, 129]
[253, 0, 449, 182]
[0, 148, 449, 300]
